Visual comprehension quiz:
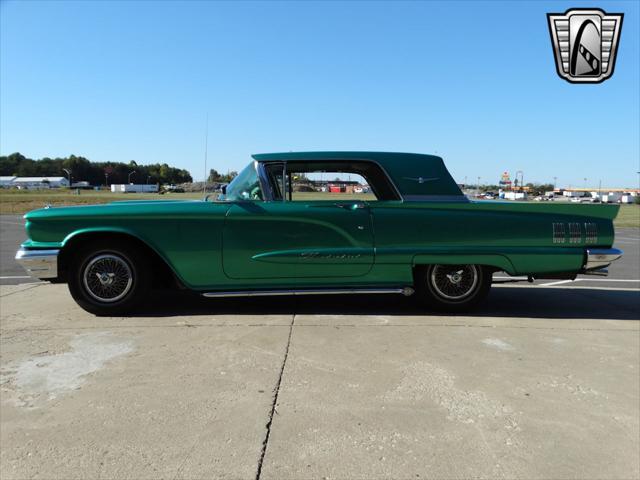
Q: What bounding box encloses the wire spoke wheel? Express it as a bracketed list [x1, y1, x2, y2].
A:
[83, 254, 133, 303]
[429, 264, 479, 301]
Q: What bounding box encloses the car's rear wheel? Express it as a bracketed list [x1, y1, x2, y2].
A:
[68, 241, 150, 315]
[415, 264, 491, 311]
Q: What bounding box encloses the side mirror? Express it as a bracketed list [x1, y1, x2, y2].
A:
[221, 185, 227, 195]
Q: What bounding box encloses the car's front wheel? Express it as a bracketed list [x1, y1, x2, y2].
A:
[68, 241, 150, 316]
[415, 264, 491, 311]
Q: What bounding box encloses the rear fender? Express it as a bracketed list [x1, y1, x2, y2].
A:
[412, 254, 516, 275]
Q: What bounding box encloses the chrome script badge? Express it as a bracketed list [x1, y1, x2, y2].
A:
[547, 8, 623, 83]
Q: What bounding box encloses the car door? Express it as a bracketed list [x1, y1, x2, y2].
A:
[222, 200, 374, 279]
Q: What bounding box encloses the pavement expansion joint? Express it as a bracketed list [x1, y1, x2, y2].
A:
[255, 313, 295, 480]
[0, 283, 46, 298]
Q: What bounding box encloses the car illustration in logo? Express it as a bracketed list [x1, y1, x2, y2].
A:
[547, 8, 623, 83]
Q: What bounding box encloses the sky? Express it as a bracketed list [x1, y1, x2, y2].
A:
[1, 0, 638, 188]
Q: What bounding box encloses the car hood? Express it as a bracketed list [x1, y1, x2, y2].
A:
[23, 199, 215, 221]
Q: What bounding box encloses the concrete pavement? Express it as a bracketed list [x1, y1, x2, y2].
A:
[1, 283, 638, 479]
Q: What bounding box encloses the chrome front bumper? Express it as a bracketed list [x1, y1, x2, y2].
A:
[582, 248, 623, 274]
[15, 249, 60, 279]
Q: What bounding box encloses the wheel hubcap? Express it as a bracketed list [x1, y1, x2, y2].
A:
[430, 265, 479, 301]
[83, 254, 133, 303]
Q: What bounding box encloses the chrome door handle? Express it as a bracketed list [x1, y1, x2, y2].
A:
[337, 203, 366, 210]
[337, 202, 367, 210]
[308, 203, 367, 210]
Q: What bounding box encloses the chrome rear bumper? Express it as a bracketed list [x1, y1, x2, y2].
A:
[15, 249, 59, 279]
[582, 248, 623, 273]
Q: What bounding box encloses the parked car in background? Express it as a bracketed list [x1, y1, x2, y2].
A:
[163, 184, 185, 193]
[572, 193, 601, 203]
[619, 194, 636, 204]
[16, 152, 623, 315]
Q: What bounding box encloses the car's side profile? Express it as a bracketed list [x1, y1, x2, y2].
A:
[16, 151, 623, 315]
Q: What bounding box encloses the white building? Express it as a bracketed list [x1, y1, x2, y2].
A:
[563, 190, 583, 197]
[601, 192, 621, 203]
[620, 194, 636, 204]
[0, 176, 17, 188]
[111, 184, 158, 193]
[10, 176, 70, 189]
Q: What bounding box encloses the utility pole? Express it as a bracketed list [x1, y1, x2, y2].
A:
[128, 170, 136, 184]
[516, 171, 524, 192]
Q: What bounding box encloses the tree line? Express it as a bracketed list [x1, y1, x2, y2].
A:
[208, 168, 238, 184]
[0, 153, 193, 185]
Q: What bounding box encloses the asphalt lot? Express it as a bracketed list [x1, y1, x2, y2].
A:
[0, 216, 31, 284]
[1, 214, 639, 479]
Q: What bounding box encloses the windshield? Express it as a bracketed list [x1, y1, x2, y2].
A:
[223, 162, 263, 201]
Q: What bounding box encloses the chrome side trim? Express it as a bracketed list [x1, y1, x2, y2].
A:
[202, 287, 414, 298]
[15, 249, 59, 279]
[403, 195, 469, 203]
[583, 248, 623, 271]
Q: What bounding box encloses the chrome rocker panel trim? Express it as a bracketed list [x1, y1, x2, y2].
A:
[15, 248, 59, 279]
[582, 248, 623, 273]
[202, 287, 415, 298]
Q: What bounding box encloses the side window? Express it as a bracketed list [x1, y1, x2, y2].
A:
[264, 163, 285, 201]
[261, 161, 400, 202]
[224, 161, 263, 201]
[288, 171, 377, 202]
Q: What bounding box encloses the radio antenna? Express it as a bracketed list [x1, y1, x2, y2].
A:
[203, 113, 209, 197]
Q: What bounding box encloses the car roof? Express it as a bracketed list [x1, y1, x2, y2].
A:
[251, 151, 464, 199]
[252, 151, 442, 162]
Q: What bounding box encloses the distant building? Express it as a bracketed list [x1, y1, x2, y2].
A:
[601, 193, 621, 203]
[111, 184, 158, 193]
[9, 176, 70, 189]
[563, 190, 584, 198]
[0, 176, 17, 188]
[558, 188, 639, 201]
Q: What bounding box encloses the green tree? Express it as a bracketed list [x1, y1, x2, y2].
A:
[208, 168, 223, 183]
[0, 153, 193, 185]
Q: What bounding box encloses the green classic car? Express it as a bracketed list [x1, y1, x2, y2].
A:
[16, 151, 623, 315]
